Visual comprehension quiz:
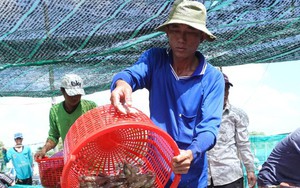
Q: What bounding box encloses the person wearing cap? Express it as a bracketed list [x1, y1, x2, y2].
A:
[207, 73, 256, 188]
[34, 74, 97, 159]
[2, 133, 33, 185]
[110, 0, 224, 187]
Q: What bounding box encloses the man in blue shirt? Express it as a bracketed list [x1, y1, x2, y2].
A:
[110, 0, 224, 187]
[2, 133, 33, 185]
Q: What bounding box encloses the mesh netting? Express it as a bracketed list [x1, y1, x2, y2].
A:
[249, 133, 289, 171]
[242, 133, 288, 186]
[0, 0, 299, 97]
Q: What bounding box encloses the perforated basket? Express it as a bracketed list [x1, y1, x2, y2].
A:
[61, 104, 180, 188]
[36, 156, 64, 187]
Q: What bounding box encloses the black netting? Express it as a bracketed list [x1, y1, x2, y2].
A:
[0, 0, 299, 97]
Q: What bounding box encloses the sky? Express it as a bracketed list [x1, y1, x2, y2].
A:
[0, 60, 299, 152]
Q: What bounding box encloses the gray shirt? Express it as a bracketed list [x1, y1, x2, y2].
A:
[207, 103, 255, 186]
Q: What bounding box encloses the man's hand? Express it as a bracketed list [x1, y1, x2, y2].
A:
[247, 171, 257, 188]
[280, 182, 298, 187]
[2, 147, 7, 154]
[34, 139, 56, 160]
[172, 149, 193, 174]
[34, 150, 47, 160]
[110, 80, 137, 114]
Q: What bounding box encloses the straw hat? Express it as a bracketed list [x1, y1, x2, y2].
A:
[156, 0, 216, 41]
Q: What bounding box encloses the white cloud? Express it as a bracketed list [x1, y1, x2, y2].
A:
[223, 62, 300, 135]
[0, 97, 51, 150]
[244, 85, 299, 134]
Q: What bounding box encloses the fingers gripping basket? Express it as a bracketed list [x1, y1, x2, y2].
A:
[61, 104, 181, 188]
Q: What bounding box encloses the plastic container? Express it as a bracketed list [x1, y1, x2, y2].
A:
[36, 156, 64, 187]
[61, 104, 180, 188]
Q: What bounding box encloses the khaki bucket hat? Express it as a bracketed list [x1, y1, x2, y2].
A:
[156, 0, 216, 41]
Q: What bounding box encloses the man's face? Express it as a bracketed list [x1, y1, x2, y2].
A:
[224, 84, 230, 107]
[64, 93, 81, 106]
[61, 88, 81, 106]
[166, 24, 204, 59]
[15, 137, 23, 145]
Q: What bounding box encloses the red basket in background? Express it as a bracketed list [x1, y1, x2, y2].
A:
[61, 104, 180, 188]
[36, 156, 64, 187]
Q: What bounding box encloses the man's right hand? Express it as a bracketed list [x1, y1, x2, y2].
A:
[34, 150, 46, 160]
[34, 139, 56, 160]
[2, 147, 7, 154]
[110, 80, 137, 114]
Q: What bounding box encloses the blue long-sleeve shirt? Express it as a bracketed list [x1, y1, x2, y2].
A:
[3, 146, 33, 180]
[111, 47, 224, 187]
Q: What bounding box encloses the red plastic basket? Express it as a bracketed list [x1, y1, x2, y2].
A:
[61, 104, 180, 188]
[36, 156, 64, 187]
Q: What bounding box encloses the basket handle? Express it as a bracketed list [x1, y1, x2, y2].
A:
[35, 156, 49, 162]
[170, 147, 181, 188]
[170, 174, 181, 188]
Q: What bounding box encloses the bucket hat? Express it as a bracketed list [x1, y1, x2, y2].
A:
[61, 74, 85, 96]
[156, 0, 216, 41]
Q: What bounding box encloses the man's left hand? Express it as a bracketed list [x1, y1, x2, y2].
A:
[247, 171, 257, 188]
[172, 149, 193, 174]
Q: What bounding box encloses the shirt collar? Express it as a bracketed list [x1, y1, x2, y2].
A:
[168, 49, 207, 78]
[192, 51, 207, 76]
